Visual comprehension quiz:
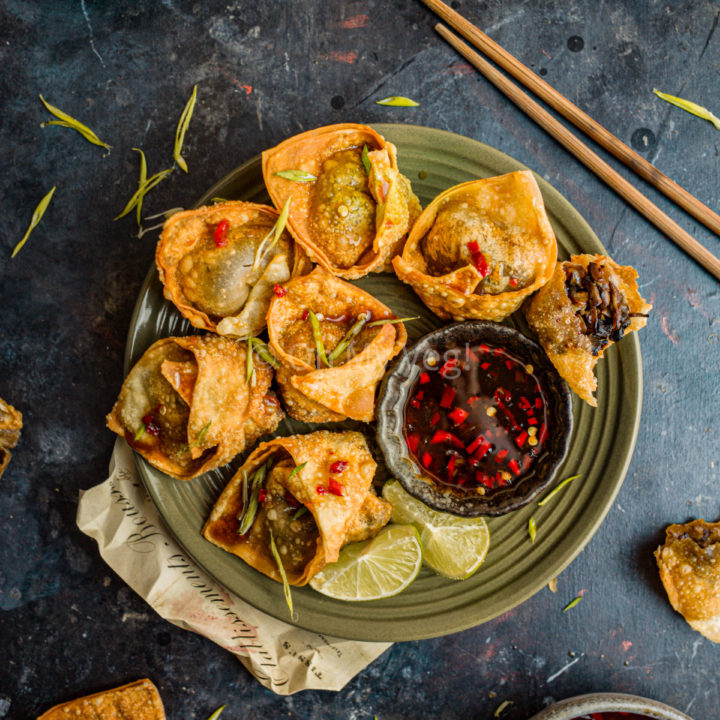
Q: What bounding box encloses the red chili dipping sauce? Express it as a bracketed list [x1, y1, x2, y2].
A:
[570, 714, 653, 720]
[403, 342, 549, 492]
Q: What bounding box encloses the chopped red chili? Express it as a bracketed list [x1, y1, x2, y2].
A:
[301, 308, 309, 321]
[466, 240, 490, 277]
[439, 359, 458, 377]
[273, 283, 287, 298]
[508, 459, 520, 475]
[535, 397, 543, 409]
[447, 455, 457, 479]
[478, 344, 490, 353]
[328, 478, 344, 496]
[213, 219, 230, 247]
[406, 433, 420, 454]
[496, 449, 508, 461]
[509, 277, 518, 287]
[409, 398, 421, 408]
[515, 431, 528, 448]
[430, 430, 464, 448]
[528, 417, 538, 425]
[415, 391, 424, 401]
[467, 395, 481, 407]
[466, 347, 480, 363]
[480, 362, 490, 370]
[448, 407, 469, 426]
[316, 485, 326, 495]
[258, 489, 267, 503]
[440, 385, 456, 408]
[329, 460, 348, 474]
[430, 411, 440, 427]
[419, 371, 431, 385]
[422, 451, 433, 468]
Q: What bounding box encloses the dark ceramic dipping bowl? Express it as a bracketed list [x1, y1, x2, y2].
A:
[527, 692, 693, 720]
[376, 321, 573, 517]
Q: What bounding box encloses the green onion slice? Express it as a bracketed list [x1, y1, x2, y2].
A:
[246, 336, 256, 385]
[654, 89, 720, 131]
[562, 595, 583, 613]
[274, 169, 317, 182]
[327, 312, 371, 364]
[376, 96, 419, 107]
[207, 705, 226, 720]
[308, 309, 330, 367]
[361, 144, 371, 174]
[11, 186, 56, 258]
[366, 316, 419, 327]
[249, 337, 280, 369]
[237, 462, 269, 535]
[174, 84, 198, 172]
[133, 148, 147, 227]
[494, 700, 513, 717]
[133, 425, 146, 441]
[252, 196, 291, 271]
[287, 462, 307, 481]
[211, 196, 231, 203]
[537, 475, 581, 507]
[115, 167, 174, 221]
[528, 516, 537, 544]
[39, 94, 111, 150]
[269, 529, 294, 618]
[291, 506, 308, 522]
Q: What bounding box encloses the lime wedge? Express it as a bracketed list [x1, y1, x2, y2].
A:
[309, 525, 422, 601]
[382, 480, 490, 580]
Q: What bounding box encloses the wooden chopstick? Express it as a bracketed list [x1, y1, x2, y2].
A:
[422, 0, 720, 240]
[434, 24, 720, 282]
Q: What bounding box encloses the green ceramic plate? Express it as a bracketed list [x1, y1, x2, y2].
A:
[125, 124, 642, 641]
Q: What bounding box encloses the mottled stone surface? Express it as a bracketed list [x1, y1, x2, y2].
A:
[1, 1, 719, 718]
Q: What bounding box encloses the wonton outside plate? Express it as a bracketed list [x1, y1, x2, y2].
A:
[125, 124, 643, 642]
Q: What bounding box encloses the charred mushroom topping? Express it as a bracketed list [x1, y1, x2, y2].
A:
[564, 261, 647, 355]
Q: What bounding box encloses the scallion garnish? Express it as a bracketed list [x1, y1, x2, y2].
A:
[39, 94, 111, 151]
[246, 336, 256, 385]
[528, 516, 537, 544]
[249, 337, 280, 369]
[493, 700, 513, 717]
[308, 309, 330, 367]
[269, 529, 294, 618]
[11, 186, 56, 258]
[252, 196, 291, 271]
[327, 311, 371, 364]
[133, 425, 146, 441]
[366, 315, 419, 327]
[287, 462, 307, 481]
[537, 475, 581, 507]
[274, 169, 317, 182]
[376, 96, 419, 107]
[207, 705, 226, 720]
[237, 462, 269, 535]
[562, 595, 583, 613]
[653, 89, 720, 131]
[133, 148, 147, 227]
[173, 84, 197, 173]
[361, 144, 371, 174]
[115, 167, 174, 221]
[291, 506, 308, 522]
[211, 196, 231, 203]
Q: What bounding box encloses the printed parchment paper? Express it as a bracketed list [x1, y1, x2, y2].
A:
[76, 439, 391, 694]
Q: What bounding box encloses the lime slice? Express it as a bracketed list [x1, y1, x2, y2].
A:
[309, 525, 422, 601]
[382, 480, 490, 580]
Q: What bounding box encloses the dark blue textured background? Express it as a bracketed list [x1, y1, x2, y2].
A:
[1, 1, 719, 718]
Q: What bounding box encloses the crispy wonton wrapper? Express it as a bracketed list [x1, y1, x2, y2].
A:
[393, 171, 557, 321]
[156, 201, 311, 338]
[107, 336, 283, 481]
[655, 518, 720, 643]
[203, 430, 393, 586]
[266, 267, 407, 423]
[524, 253, 651, 406]
[37, 678, 165, 720]
[0, 396, 22, 480]
[263, 123, 420, 279]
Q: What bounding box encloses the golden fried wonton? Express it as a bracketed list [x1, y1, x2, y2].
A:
[655, 518, 720, 643]
[203, 430, 393, 586]
[392, 170, 557, 321]
[262, 123, 420, 279]
[266, 267, 407, 423]
[524, 253, 651, 406]
[107, 335, 283, 480]
[0, 397, 22, 480]
[156, 201, 310, 338]
[37, 678, 165, 720]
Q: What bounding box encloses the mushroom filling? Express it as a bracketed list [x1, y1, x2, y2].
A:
[311, 148, 376, 268]
[668, 521, 720, 549]
[564, 261, 647, 356]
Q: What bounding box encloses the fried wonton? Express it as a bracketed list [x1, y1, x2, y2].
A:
[203, 430, 393, 586]
[392, 171, 557, 321]
[0, 396, 22, 480]
[524, 253, 651, 406]
[107, 336, 283, 480]
[156, 201, 311, 338]
[266, 267, 407, 423]
[655, 519, 720, 643]
[262, 123, 421, 279]
[37, 678, 165, 720]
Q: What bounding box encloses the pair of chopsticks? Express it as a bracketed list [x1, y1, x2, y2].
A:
[422, 0, 720, 282]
